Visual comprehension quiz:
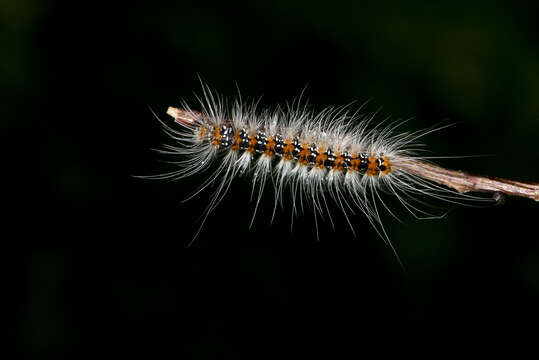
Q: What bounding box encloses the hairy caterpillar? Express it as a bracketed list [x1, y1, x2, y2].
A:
[146, 83, 539, 262]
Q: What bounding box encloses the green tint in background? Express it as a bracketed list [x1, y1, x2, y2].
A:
[6, 0, 539, 357]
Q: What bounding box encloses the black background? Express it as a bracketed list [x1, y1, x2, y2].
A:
[6, 0, 539, 357]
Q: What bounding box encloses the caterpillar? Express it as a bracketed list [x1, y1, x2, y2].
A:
[146, 83, 539, 262]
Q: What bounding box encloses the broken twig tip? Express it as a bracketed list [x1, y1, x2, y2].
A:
[166, 106, 198, 126]
[166, 106, 180, 119]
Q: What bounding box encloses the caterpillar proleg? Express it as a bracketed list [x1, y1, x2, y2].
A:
[147, 83, 539, 261]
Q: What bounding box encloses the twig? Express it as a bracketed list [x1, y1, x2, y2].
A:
[398, 160, 539, 202]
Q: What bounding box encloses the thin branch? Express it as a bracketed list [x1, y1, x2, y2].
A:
[398, 161, 539, 202]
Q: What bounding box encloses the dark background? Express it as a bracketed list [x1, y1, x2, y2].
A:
[6, 0, 539, 357]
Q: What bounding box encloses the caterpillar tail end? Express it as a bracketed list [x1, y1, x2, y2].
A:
[167, 106, 197, 126]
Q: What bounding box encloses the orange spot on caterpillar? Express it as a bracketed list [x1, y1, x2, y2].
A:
[315, 147, 327, 169]
[381, 156, 391, 175]
[367, 157, 378, 176]
[283, 139, 294, 160]
[248, 135, 257, 153]
[333, 153, 344, 171]
[349, 153, 360, 172]
[211, 126, 222, 146]
[265, 137, 275, 156]
[231, 130, 241, 150]
[299, 144, 310, 166]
